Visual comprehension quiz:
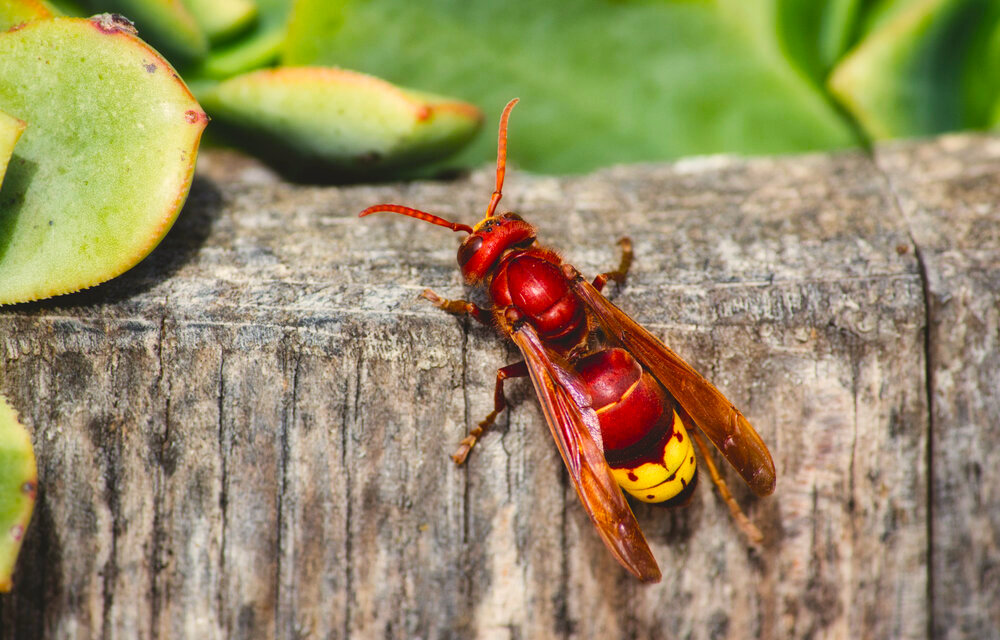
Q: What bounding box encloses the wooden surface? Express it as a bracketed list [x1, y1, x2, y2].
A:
[0, 135, 996, 639]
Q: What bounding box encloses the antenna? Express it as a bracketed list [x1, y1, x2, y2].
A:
[358, 204, 474, 234]
[484, 98, 519, 218]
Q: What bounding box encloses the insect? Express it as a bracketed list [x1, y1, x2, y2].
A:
[360, 99, 776, 582]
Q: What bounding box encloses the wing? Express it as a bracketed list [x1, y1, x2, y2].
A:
[507, 321, 662, 583]
[572, 276, 776, 497]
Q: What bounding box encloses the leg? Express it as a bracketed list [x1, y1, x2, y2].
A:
[453, 361, 529, 464]
[421, 289, 491, 326]
[592, 237, 633, 292]
[690, 429, 765, 545]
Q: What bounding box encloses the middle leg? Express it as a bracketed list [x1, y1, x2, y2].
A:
[453, 361, 528, 464]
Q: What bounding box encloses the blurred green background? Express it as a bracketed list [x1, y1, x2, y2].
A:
[25, 0, 1000, 174]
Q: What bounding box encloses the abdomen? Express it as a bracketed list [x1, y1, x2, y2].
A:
[576, 348, 698, 505]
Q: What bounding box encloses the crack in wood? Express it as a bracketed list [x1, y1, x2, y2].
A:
[216, 354, 228, 637]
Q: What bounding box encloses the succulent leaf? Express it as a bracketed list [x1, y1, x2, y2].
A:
[773, 0, 865, 85]
[280, 0, 858, 173]
[0, 110, 25, 187]
[180, 0, 256, 45]
[829, 0, 999, 138]
[199, 67, 483, 179]
[0, 394, 36, 593]
[0, 0, 54, 29]
[196, 0, 292, 80]
[0, 16, 208, 304]
[76, 0, 208, 64]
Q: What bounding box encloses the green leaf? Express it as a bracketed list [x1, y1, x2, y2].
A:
[829, 0, 1000, 139]
[45, 0, 85, 15]
[281, 0, 859, 173]
[988, 23, 1000, 125]
[76, 0, 208, 64]
[0, 16, 208, 304]
[180, 0, 256, 44]
[195, 27, 285, 80]
[186, 0, 293, 80]
[0, 0, 54, 29]
[774, 0, 865, 84]
[0, 110, 25, 187]
[0, 394, 36, 593]
[198, 67, 483, 179]
[857, 0, 928, 36]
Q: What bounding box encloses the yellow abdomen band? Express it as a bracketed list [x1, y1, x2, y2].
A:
[611, 410, 697, 504]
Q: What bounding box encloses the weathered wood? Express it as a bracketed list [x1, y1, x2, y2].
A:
[0, 134, 993, 639]
[875, 135, 1000, 640]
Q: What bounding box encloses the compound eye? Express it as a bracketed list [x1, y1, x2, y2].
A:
[502, 212, 524, 222]
[457, 235, 484, 267]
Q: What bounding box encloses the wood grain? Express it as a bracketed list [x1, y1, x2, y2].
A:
[875, 135, 1000, 640]
[0, 135, 993, 639]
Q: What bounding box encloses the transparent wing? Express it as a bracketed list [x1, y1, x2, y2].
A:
[573, 277, 776, 497]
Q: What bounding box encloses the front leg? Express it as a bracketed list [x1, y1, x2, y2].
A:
[420, 289, 492, 326]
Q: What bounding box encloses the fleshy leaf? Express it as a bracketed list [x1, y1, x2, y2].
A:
[857, 0, 930, 35]
[0, 394, 36, 593]
[774, 0, 865, 85]
[45, 0, 84, 15]
[0, 110, 25, 187]
[989, 22, 1000, 125]
[76, 0, 208, 64]
[197, 28, 285, 80]
[0, 0, 54, 29]
[198, 67, 483, 179]
[829, 0, 1000, 139]
[180, 0, 256, 44]
[0, 16, 208, 304]
[189, 0, 293, 80]
[281, 0, 859, 173]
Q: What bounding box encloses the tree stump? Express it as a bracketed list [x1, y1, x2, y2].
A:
[1, 135, 997, 639]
